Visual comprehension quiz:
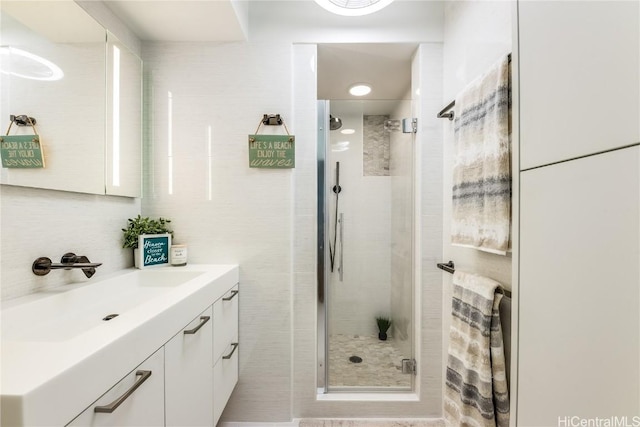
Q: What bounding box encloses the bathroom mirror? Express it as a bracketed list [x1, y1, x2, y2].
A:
[0, 1, 142, 197]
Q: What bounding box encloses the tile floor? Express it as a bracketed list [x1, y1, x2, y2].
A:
[328, 334, 412, 389]
[298, 419, 445, 427]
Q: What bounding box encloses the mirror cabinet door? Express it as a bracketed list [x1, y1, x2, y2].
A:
[106, 31, 142, 198]
[0, 1, 106, 194]
[0, 1, 142, 197]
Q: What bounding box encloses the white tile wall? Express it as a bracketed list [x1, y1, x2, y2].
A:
[327, 104, 392, 336]
[0, 185, 140, 300]
[141, 41, 295, 422]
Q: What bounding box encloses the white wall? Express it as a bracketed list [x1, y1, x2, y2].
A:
[441, 0, 513, 406]
[141, 40, 295, 422]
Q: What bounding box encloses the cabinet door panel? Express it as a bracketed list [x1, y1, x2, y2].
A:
[519, 1, 640, 169]
[165, 306, 214, 427]
[518, 147, 640, 425]
[66, 349, 164, 427]
[214, 341, 239, 426]
[214, 285, 239, 363]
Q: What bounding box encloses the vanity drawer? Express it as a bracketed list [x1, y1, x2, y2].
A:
[66, 349, 164, 427]
[213, 284, 239, 364]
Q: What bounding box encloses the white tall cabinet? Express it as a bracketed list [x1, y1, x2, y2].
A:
[516, 1, 640, 425]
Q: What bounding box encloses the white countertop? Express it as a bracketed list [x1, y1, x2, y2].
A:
[1, 264, 239, 426]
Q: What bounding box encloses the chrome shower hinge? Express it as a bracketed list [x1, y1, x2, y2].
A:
[402, 118, 417, 133]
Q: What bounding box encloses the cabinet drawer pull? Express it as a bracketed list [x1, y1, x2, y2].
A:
[222, 290, 239, 301]
[94, 370, 152, 413]
[183, 316, 211, 335]
[222, 342, 239, 359]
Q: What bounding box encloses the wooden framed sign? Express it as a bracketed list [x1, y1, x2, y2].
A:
[137, 233, 171, 268]
[248, 134, 295, 169]
[1, 135, 45, 168]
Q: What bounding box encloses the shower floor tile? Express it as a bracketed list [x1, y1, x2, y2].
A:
[328, 334, 411, 388]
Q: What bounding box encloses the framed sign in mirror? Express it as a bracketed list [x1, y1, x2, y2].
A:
[0, 1, 142, 197]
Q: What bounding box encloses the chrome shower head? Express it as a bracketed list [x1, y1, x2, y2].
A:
[329, 115, 342, 130]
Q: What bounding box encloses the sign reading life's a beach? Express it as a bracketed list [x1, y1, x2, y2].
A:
[248, 135, 295, 169]
[1, 135, 45, 168]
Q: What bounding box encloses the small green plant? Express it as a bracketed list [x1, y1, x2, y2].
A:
[376, 316, 392, 334]
[122, 215, 173, 249]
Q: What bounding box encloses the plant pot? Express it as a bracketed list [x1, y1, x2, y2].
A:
[378, 332, 387, 341]
[134, 248, 140, 269]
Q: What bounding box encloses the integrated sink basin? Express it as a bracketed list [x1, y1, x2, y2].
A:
[1, 264, 239, 427]
[2, 269, 206, 342]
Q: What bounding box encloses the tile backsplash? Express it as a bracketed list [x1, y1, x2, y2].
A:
[0, 185, 140, 300]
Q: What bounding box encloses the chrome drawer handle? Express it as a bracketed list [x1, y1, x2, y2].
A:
[183, 316, 210, 335]
[94, 370, 152, 413]
[222, 290, 239, 301]
[222, 342, 239, 359]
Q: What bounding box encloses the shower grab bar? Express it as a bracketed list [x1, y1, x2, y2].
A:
[338, 213, 344, 282]
[437, 53, 512, 121]
[437, 260, 511, 298]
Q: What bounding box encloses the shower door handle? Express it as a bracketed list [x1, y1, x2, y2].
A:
[338, 213, 344, 282]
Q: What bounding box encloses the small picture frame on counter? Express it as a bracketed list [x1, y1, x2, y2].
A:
[136, 233, 171, 269]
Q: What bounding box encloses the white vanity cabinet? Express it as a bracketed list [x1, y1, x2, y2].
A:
[62, 282, 239, 427]
[165, 306, 214, 427]
[213, 285, 240, 425]
[66, 349, 164, 427]
[0, 266, 242, 427]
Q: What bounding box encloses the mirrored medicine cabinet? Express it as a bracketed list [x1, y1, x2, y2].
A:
[0, 0, 142, 197]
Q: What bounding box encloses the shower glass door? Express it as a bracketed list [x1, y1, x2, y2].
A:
[318, 100, 415, 392]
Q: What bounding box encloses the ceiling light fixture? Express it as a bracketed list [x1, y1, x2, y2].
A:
[313, 0, 394, 16]
[349, 84, 372, 97]
[0, 47, 64, 81]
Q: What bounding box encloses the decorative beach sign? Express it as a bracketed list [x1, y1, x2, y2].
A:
[137, 233, 171, 268]
[248, 134, 295, 169]
[1, 135, 45, 168]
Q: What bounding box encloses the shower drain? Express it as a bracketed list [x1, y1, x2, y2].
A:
[349, 355, 363, 363]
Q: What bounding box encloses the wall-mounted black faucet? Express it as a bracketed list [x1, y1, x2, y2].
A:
[32, 253, 102, 278]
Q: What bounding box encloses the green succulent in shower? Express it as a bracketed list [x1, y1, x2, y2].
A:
[122, 215, 173, 249]
[376, 316, 392, 341]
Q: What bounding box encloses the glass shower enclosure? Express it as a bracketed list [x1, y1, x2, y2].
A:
[318, 99, 416, 392]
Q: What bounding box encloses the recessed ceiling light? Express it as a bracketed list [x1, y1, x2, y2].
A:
[340, 128, 355, 135]
[349, 84, 372, 97]
[313, 0, 394, 16]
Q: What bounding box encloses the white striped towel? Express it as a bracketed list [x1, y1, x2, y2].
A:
[445, 271, 510, 427]
[451, 55, 511, 255]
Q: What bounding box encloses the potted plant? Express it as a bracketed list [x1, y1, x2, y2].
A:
[375, 316, 392, 341]
[122, 215, 173, 268]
